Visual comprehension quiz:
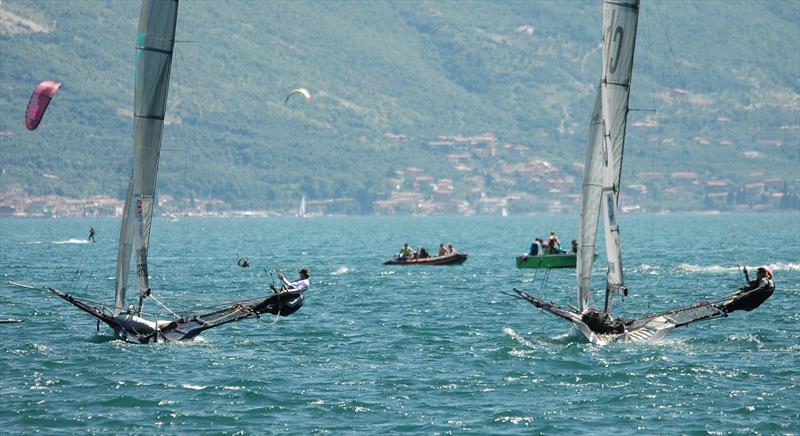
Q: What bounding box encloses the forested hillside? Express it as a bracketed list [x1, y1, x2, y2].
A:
[1, 0, 798, 213]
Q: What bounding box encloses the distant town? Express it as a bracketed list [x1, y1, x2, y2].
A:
[2, 132, 797, 219]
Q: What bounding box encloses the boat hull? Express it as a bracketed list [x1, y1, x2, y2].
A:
[507, 289, 727, 345]
[515, 253, 577, 269]
[383, 253, 468, 265]
[49, 287, 305, 344]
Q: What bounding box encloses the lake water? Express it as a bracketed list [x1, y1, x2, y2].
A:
[1, 213, 798, 433]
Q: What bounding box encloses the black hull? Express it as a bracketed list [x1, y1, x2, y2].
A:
[383, 253, 468, 265]
[50, 287, 304, 344]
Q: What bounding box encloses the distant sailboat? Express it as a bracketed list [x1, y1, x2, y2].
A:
[49, 0, 306, 344]
[299, 195, 306, 217]
[510, 0, 772, 345]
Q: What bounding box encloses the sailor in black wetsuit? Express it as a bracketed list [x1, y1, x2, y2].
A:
[720, 266, 775, 313]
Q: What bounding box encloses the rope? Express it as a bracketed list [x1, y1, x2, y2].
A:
[147, 292, 181, 319]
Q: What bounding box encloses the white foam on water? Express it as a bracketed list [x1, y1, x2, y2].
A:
[54, 239, 92, 245]
[331, 266, 353, 276]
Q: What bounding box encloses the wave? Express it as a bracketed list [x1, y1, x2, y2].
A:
[678, 263, 740, 273]
[53, 239, 92, 245]
[331, 266, 354, 276]
[678, 262, 800, 273]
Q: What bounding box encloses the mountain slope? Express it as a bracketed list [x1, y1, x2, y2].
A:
[1, 0, 798, 212]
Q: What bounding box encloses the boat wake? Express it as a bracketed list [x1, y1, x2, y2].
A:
[54, 239, 92, 245]
[678, 262, 800, 273]
[331, 266, 354, 276]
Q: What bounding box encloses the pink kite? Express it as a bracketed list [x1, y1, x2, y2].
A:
[25, 81, 62, 130]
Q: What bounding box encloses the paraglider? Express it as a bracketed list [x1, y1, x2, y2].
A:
[284, 87, 311, 105]
[25, 81, 62, 130]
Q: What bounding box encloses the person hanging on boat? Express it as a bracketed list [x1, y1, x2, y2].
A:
[273, 268, 310, 294]
[438, 243, 448, 256]
[719, 266, 775, 313]
[88, 226, 96, 243]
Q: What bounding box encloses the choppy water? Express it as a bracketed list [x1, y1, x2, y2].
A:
[1, 213, 798, 433]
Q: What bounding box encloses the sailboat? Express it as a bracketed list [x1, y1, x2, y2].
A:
[509, 0, 773, 345]
[48, 0, 307, 344]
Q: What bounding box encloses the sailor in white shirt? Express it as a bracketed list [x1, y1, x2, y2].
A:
[277, 269, 310, 293]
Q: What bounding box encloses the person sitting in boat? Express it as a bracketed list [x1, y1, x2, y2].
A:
[529, 239, 541, 256]
[448, 243, 457, 254]
[418, 247, 430, 259]
[719, 266, 775, 313]
[399, 243, 413, 259]
[273, 269, 310, 294]
[547, 232, 561, 254]
[570, 240, 578, 254]
[438, 243, 448, 256]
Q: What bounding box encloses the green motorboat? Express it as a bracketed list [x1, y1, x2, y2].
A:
[516, 252, 577, 269]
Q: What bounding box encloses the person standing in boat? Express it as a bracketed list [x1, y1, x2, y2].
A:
[720, 266, 775, 313]
[275, 269, 310, 294]
[547, 232, 560, 254]
[88, 226, 96, 243]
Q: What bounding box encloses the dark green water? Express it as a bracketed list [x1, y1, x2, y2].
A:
[1, 214, 798, 433]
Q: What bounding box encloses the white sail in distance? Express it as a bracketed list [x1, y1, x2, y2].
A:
[132, 0, 179, 297]
[600, 0, 639, 302]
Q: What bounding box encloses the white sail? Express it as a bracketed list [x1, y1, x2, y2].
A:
[576, 87, 604, 312]
[600, 0, 639, 300]
[132, 0, 179, 295]
[113, 177, 135, 314]
[299, 195, 306, 216]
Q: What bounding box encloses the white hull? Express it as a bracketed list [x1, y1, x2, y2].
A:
[568, 313, 676, 345]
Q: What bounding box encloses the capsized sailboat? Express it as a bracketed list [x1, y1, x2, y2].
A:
[509, 0, 773, 345]
[49, 0, 307, 344]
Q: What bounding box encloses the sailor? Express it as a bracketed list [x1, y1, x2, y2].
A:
[720, 266, 775, 313]
[274, 269, 310, 294]
[571, 240, 578, 254]
[88, 226, 96, 243]
[399, 243, 413, 259]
